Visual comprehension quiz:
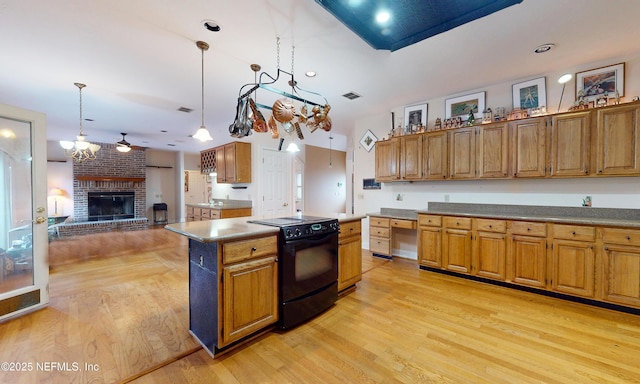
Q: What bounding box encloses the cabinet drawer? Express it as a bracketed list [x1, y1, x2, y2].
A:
[193, 207, 202, 217]
[339, 220, 362, 238]
[443, 216, 472, 230]
[210, 209, 221, 219]
[552, 224, 595, 241]
[223, 235, 277, 264]
[370, 227, 390, 238]
[602, 227, 640, 246]
[511, 221, 547, 237]
[369, 237, 390, 255]
[418, 214, 442, 227]
[370, 217, 390, 227]
[475, 218, 506, 233]
[200, 209, 212, 219]
[391, 218, 417, 229]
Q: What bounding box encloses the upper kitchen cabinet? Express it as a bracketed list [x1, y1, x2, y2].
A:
[423, 131, 448, 180]
[449, 127, 476, 179]
[477, 122, 509, 179]
[510, 117, 547, 178]
[216, 142, 252, 184]
[400, 135, 423, 180]
[595, 103, 640, 176]
[375, 137, 400, 181]
[550, 111, 592, 177]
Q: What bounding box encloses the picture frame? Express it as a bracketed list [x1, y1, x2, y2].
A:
[512, 77, 546, 110]
[404, 103, 428, 129]
[445, 91, 485, 121]
[576, 62, 624, 101]
[359, 129, 377, 152]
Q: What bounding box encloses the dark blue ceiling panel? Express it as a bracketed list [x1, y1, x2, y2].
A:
[314, 0, 524, 51]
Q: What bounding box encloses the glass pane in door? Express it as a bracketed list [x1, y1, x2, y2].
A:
[0, 117, 34, 293]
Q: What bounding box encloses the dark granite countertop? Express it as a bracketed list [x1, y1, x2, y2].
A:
[368, 203, 640, 229]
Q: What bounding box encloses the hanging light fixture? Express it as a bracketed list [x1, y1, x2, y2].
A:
[59, 82, 101, 162]
[192, 41, 213, 142]
[286, 142, 300, 152]
[116, 132, 132, 152]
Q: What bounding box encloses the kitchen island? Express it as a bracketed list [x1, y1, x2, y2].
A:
[165, 212, 365, 357]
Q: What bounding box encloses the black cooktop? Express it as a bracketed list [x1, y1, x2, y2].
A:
[248, 215, 332, 227]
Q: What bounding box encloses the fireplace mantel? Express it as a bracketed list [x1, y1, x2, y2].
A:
[76, 176, 145, 182]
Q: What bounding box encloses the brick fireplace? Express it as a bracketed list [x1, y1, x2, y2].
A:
[59, 143, 148, 236]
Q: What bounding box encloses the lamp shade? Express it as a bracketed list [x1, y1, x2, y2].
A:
[49, 188, 64, 197]
[286, 142, 300, 152]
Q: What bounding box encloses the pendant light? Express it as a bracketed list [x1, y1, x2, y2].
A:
[116, 132, 132, 152]
[193, 41, 213, 142]
[60, 82, 101, 162]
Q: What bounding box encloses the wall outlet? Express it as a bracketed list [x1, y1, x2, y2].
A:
[444, 194, 450, 202]
[396, 193, 403, 201]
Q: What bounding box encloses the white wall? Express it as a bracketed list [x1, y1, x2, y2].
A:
[352, 51, 640, 258]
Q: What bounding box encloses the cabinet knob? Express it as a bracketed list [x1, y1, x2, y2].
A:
[571, 231, 576, 235]
[626, 236, 631, 241]
[488, 225, 493, 228]
[251, 247, 257, 252]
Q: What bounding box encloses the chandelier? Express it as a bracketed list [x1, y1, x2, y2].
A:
[192, 41, 213, 142]
[59, 82, 101, 162]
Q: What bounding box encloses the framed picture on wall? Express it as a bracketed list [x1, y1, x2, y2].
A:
[512, 77, 546, 110]
[445, 91, 485, 120]
[576, 62, 624, 101]
[404, 103, 427, 129]
[359, 129, 377, 152]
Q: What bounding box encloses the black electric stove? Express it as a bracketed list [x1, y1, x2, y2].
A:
[248, 215, 339, 240]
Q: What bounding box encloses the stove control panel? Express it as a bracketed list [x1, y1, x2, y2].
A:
[283, 220, 339, 240]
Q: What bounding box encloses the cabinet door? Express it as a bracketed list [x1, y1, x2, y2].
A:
[551, 239, 595, 298]
[216, 145, 226, 183]
[375, 138, 400, 181]
[424, 131, 448, 179]
[224, 143, 237, 183]
[418, 226, 442, 268]
[602, 244, 640, 308]
[511, 117, 547, 177]
[595, 104, 640, 175]
[477, 123, 509, 178]
[220, 256, 278, 347]
[338, 234, 362, 291]
[443, 228, 472, 273]
[550, 111, 591, 177]
[473, 231, 506, 280]
[510, 235, 547, 288]
[449, 127, 476, 179]
[233, 142, 252, 183]
[401, 135, 423, 180]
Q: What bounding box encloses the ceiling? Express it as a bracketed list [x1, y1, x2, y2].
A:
[1, 0, 640, 154]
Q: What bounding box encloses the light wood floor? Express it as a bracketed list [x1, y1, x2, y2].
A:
[1, 228, 639, 383]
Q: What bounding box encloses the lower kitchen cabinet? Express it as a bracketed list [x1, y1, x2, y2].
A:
[472, 218, 507, 281]
[418, 215, 442, 268]
[601, 227, 640, 308]
[509, 221, 547, 288]
[442, 217, 472, 273]
[220, 235, 278, 348]
[550, 224, 596, 298]
[338, 219, 362, 292]
[369, 216, 391, 257]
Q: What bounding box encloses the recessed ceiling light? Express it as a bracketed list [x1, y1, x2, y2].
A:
[534, 43, 555, 53]
[305, 71, 317, 77]
[202, 19, 221, 32]
[375, 10, 391, 24]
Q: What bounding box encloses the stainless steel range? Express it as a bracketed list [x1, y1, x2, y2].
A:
[248, 215, 339, 329]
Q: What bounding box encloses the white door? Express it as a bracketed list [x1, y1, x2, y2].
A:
[261, 148, 292, 217]
[0, 104, 49, 321]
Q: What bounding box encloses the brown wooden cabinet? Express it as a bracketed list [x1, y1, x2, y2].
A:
[375, 138, 400, 181]
[510, 117, 547, 178]
[186, 205, 252, 222]
[550, 224, 596, 298]
[550, 111, 591, 177]
[369, 216, 391, 256]
[477, 123, 509, 179]
[423, 131, 448, 179]
[601, 227, 640, 308]
[509, 221, 547, 288]
[472, 218, 507, 280]
[442, 216, 472, 273]
[400, 134, 423, 180]
[417, 215, 442, 268]
[338, 219, 362, 292]
[449, 127, 476, 179]
[595, 103, 640, 176]
[219, 235, 278, 347]
[216, 142, 251, 184]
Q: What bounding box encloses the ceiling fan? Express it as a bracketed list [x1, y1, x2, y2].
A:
[116, 132, 132, 153]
